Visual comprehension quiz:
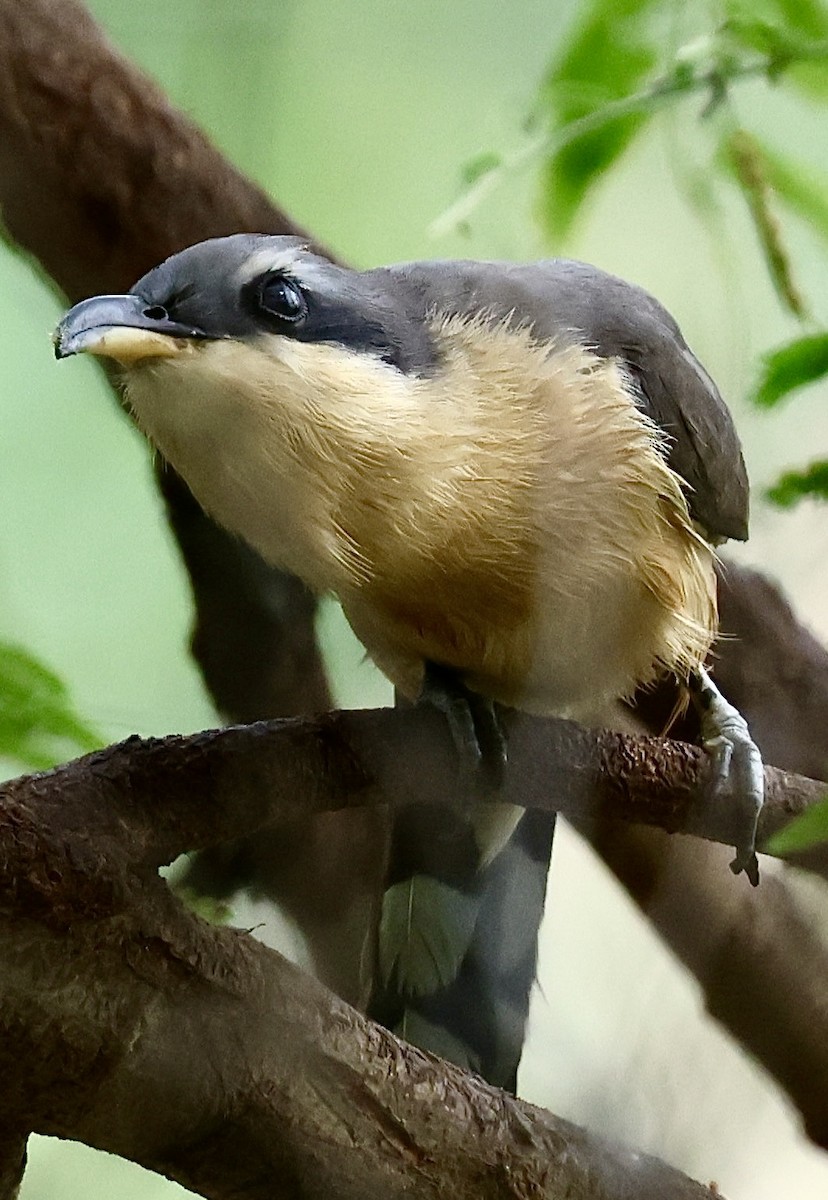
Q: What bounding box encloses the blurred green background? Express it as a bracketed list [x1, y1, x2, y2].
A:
[2, 1, 827, 1197]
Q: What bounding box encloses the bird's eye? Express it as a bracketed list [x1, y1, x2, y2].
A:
[254, 273, 307, 325]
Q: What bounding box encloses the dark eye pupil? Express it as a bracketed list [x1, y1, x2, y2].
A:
[258, 274, 305, 322]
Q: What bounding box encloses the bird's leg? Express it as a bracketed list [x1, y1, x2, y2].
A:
[420, 661, 508, 791]
[689, 666, 764, 886]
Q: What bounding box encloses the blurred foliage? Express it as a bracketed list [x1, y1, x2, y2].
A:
[535, 0, 828, 299]
[756, 144, 828, 246]
[461, 151, 504, 187]
[442, 0, 828, 247]
[767, 461, 828, 505]
[764, 795, 828, 853]
[752, 333, 828, 407]
[725, 129, 806, 318]
[0, 642, 101, 771]
[751, 333, 828, 502]
[537, 0, 661, 241]
[438, 0, 828, 507]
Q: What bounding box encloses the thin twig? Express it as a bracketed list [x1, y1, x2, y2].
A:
[429, 48, 828, 238]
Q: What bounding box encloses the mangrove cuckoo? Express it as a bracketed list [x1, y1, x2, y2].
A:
[54, 235, 764, 1084]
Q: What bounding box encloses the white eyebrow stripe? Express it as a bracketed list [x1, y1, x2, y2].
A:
[236, 245, 306, 285]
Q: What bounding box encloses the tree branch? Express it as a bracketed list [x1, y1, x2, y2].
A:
[4, 707, 828, 1158]
[0, 738, 751, 1200]
[3, 709, 822, 876]
[585, 563, 828, 1147]
[0, 1131, 26, 1200]
[580, 821, 828, 1149]
[0, 0, 327, 300]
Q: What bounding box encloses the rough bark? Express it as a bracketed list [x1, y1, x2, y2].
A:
[715, 563, 828, 780]
[0, 1132, 25, 1200]
[3, 707, 828, 1165]
[0, 0, 328, 301]
[0, 808, 715, 1200]
[2, 709, 822, 875]
[1, 714, 822, 1198]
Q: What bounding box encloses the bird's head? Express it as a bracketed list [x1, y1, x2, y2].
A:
[52, 235, 440, 577]
[53, 233, 436, 374]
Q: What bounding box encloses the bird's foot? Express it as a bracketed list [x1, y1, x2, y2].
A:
[420, 662, 507, 792]
[690, 666, 764, 886]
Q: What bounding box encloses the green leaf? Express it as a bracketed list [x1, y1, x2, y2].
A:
[771, 0, 828, 39]
[0, 642, 101, 771]
[764, 796, 828, 854]
[767, 460, 828, 505]
[538, 0, 661, 240]
[723, 0, 828, 96]
[460, 151, 502, 187]
[755, 142, 828, 245]
[723, 3, 828, 48]
[751, 333, 828, 406]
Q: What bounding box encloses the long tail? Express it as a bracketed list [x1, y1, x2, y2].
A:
[368, 804, 556, 1091]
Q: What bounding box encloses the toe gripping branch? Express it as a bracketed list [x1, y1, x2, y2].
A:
[419, 662, 508, 792]
[690, 666, 764, 886]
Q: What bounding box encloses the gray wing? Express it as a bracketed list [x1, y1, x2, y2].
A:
[375, 257, 749, 543]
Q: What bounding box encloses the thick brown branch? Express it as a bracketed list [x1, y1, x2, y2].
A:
[0, 792, 727, 1200]
[0, 1131, 26, 1200]
[2, 713, 826, 1192]
[4, 707, 828, 1153]
[3, 709, 823, 877]
[0, 0, 327, 301]
[5, 709, 828, 1157]
[580, 823, 828, 1149]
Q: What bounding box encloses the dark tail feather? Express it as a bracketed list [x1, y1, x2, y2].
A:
[368, 808, 556, 1091]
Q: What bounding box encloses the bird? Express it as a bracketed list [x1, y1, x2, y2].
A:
[53, 234, 764, 1088]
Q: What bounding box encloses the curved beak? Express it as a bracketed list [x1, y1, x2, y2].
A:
[53, 294, 207, 365]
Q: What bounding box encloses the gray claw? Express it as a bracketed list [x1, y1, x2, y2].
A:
[692, 667, 764, 886]
[420, 662, 507, 791]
